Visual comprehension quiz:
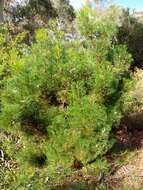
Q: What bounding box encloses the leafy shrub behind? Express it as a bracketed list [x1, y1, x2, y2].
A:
[117, 9, 143, 68]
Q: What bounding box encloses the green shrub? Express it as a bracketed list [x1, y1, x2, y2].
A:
[0, 6, 133, 188]
[117, 9, 143, 68]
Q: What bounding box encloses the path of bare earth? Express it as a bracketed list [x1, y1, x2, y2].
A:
[110, 128, 143, 189]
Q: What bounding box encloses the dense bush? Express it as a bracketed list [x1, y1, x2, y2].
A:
[117, 9, 143, 68]
[0, 6, 133, 188]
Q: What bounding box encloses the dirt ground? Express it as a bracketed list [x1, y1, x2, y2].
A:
[109, 126, 143, 190]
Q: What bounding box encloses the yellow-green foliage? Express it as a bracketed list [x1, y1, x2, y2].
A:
[0, 6, 133, 189]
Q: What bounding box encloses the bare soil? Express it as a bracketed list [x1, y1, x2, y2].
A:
[109, 125, 143, 189]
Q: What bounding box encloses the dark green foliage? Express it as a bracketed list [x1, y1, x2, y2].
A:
[30, 152, 47, 167]
[13, 0, 57, 21]
[10, 0, 75, 24]
[55, 0, 75, 22]
[19, 100, 48, 134]
[117, 9, 143, 68]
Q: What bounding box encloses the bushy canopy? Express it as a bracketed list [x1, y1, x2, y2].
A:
[0, 6, 133, 189]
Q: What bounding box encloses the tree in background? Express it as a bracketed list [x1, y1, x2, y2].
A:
[7, 0, 75, 23]
[52, 0, 75, 22]
[12, 0, 57, 22]
[117, 9, 143, 68]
